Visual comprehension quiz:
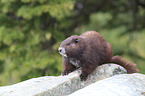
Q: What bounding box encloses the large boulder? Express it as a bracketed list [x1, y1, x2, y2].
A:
[69, 73, 145, 96]
[0, 64, 127, 96]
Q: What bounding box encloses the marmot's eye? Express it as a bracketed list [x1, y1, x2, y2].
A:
[75, 38, 78, 43]
[66, 43, 70, 46]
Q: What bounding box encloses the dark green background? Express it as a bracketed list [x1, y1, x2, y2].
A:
[0, 0, 145, 86]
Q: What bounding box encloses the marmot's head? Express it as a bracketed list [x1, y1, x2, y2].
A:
[58, 35, 86, 58]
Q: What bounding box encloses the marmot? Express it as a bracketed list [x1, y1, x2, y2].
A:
[58, 31, 139, 81]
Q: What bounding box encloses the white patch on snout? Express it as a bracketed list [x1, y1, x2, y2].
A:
[69, 58, 81, 67]
[58, 47, 67, 57]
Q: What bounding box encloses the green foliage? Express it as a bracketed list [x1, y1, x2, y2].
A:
[0, 0, 145, 86]
[0, 0, 74, 86]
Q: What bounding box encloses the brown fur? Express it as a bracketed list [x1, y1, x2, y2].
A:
[58, 31, 139, 81]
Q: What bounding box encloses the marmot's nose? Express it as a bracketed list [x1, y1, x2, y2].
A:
[58, 47, 64, 53]
[59, 49, 62, 53]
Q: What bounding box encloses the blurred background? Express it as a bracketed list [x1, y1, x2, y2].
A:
[0, 0, 145, 86]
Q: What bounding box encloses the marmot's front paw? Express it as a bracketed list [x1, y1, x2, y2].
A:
[61, 71, 70, 76]
[80, 73, 88, 81]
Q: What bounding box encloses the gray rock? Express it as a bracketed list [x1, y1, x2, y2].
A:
[69, 73, 145, 96]
[0, 64, 127, 96]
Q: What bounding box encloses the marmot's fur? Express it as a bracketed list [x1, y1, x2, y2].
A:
[58, 31, 138, 80]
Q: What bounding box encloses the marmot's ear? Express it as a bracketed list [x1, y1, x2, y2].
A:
[75, 38, 79, 43]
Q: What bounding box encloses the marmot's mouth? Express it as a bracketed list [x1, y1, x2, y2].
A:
[58, 47, 67, 57]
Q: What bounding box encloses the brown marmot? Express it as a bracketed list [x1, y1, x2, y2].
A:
[58, 31, 139, 81]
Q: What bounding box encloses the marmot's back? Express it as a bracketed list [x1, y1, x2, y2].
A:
[81, 31, 113, 64]
[81, 31, 106, 42]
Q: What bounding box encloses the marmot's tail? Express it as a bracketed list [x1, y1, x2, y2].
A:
[110, 55, 139, 73]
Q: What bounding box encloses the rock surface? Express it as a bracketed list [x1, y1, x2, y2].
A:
[69, 73, 145, 96]
[0, 64, 127, 96]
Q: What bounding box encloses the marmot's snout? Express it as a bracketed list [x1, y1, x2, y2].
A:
[58, 47, 67, 57]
